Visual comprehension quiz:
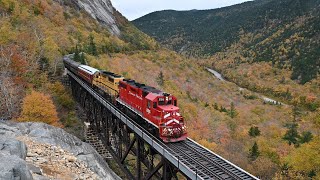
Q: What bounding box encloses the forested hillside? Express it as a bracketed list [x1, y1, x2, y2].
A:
[133, 0, 320, 83]
[1, 0, 320, 179]
[0, 0, 157, 120]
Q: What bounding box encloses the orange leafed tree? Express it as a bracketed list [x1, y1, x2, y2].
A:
[18, 90, 60, 126]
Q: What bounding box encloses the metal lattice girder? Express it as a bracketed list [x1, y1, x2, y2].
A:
[144, 159, 163, 180]
[121, 137, 136, 163]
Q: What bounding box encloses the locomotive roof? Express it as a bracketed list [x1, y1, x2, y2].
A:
[123, 79, 166, 95]
[79, 65, 99, 75]
[100, 70, 123, 78]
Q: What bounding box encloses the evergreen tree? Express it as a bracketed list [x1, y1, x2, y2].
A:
[73, 45, 80, 62]
[79, 53, 86, 64]
[292, 104, 301, 122]
[73, 45, 86, 64]
[283, 123, 300, 146]
[228, 102, 237, 118]
[249, 142, 260, 161]
[249, 126, 261, 137]
[299, 131, 313, 144]
[157, 71, 164, 86]
[220, 105, 227, 112]
[87, 34, 98, 56]
[214, 103, 219, 110]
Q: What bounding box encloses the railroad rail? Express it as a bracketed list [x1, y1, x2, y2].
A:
[66, 66, 259, 180]
[167, 139, 256, 179]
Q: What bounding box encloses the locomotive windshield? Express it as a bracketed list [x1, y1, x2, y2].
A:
[158, 97, 165, 105]
[158, 96, 174, 106]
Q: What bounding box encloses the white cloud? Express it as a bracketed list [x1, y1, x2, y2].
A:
[111, 0, 251, 20]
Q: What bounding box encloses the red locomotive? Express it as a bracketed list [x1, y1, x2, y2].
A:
[118, 79, 187, 142]
[63, 57, 187, 142]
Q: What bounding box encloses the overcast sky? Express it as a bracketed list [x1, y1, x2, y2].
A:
[111, 0, 252, 21]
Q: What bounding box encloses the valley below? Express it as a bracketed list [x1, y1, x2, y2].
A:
[206, 67, 287, 106]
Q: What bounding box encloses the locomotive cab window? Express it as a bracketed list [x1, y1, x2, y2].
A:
[174, 100, 177, 106]
[147, 100, 151, 108]
[153, 102, 157, 108]
[158, 98, 165, 105]
[108, 77, 114, 83]
[167, 100, 172, 105]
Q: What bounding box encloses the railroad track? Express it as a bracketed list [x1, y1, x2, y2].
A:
[167, 139, 257, 180]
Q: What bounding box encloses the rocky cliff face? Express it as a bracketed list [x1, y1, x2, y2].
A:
[57, 0, 121, 36]
[0, 121, 120, 180]
[76, 0, 121, 36]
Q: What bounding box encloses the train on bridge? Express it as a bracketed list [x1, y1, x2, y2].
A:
[63, 57, 187, 142]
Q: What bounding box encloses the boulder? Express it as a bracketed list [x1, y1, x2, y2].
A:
[0, 138, 27, 160]
[0, 122, 22, 137]
[0, 152, 33, 180]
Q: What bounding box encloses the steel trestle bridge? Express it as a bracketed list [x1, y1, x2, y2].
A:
[66, 61, 259, 180]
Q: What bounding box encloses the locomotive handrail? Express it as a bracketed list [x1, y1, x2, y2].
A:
[67, 70, 202, 179]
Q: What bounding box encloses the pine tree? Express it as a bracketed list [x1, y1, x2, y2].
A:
[249, 142, 260, 161]
[157, 71, 164, 86]
[249, 126, 261, 137]
[79, 53, 86, 64]
[214, 103, 218, 110]
[292, 104, 301, 122]
[228, 102, 237, 118]
[283, 123, 300, 146]
[73, 45, 80, 62]
[299, 131, 313, 144]
[87, 34, 97, 56]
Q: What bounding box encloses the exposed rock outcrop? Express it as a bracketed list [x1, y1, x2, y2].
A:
[60, 0, 121, 36]
[0, 121, 120, 180]
[0, 138, 32, 180]
[0, 153, 33, 180]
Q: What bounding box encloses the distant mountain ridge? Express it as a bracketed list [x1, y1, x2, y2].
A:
[133, 0, 320, 83]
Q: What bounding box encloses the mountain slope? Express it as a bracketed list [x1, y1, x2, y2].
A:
[0, 0, 157, 119]
[133, 0, 320, 83]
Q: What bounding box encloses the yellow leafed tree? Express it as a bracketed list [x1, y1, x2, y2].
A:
[18, 90, 60, 126]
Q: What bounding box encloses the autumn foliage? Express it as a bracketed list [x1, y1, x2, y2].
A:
[18, 90, 60, 126]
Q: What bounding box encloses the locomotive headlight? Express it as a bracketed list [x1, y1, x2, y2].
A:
[181, 125, 187, 133]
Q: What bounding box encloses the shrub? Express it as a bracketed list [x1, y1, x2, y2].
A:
[18, 90, 60, 126]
